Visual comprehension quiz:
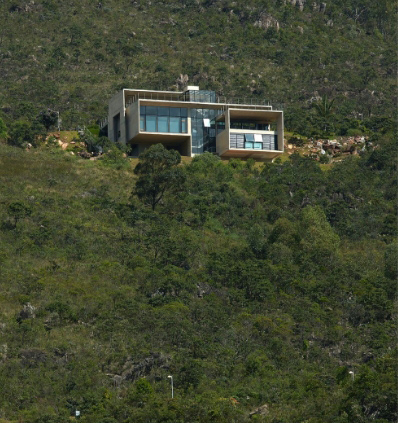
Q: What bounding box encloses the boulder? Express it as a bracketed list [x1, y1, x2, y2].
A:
[18, 303, 36, 320]
[296, 0, 305, 11]
[78, 151, 91, 159]
[118, 353, 171, 383]
[250, 404, 269, 417]
[254, 13, 280, 30]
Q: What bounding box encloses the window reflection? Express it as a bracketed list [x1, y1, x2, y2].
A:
[140, 106, 188, 133]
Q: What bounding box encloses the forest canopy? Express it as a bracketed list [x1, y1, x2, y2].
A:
[0, 137, 396, 422]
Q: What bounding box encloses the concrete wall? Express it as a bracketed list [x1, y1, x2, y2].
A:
[125, 101, 140, 143]
[276, 111, 284, 151]
[216, 129, 230, 156]
[108, 90, 125, 143]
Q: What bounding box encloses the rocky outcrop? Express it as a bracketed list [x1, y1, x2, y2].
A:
[249, 404, 269, 417]
[107, 353, 171, 386]
[296, 0, 305, 12]
[176, 74, 189, 91]
[253, 13, 280, 31]
[18, 303, 36, 321]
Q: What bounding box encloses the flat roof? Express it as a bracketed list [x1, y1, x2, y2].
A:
[120, 89, 277, 110]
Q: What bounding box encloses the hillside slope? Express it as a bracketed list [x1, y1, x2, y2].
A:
[0, 0, 396, 131]
[0, 140, 396, 422]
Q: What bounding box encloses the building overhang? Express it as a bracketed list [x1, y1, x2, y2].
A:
[219, 149, 283, 159]
[129, 132, 190, 147]
[229, 108, 282, 121]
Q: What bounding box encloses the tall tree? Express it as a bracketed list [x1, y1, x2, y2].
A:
[133, 144, 185, 210]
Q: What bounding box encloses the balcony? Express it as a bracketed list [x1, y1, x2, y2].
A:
[216, 129, 282, 160]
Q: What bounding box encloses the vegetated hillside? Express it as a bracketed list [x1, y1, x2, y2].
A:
[0, 0, 396, 133]
[0, 137, 396, 423]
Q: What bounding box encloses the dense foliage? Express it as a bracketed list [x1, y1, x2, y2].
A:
[0, 0, 396, 134]
[0, 138, 396, 422]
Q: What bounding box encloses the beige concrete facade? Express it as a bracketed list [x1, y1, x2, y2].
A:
[107, 87, 284, 160]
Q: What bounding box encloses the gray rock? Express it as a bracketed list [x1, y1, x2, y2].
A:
[296, 0, 305, 11]
[19, 303, 36, 320]
[253, 13, 280, 31]
[250, 404, 269, 417]
[107, 353, 171, 386]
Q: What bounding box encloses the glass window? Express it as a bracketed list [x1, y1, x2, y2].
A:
[158, 107, 169, 116]
[169, 108, 181, 117]
[245, 134, 255, 142]
[254, 142, 262, 149]
[245, 142, 254, 149]
[170, 117, 180, 133]
[146, 106, 157, 115]
[140, 116, 145, 131]
[158, 116, 169, 132]
[180, 108, 188, 117]
[181, 117, 187, 133]
[140, 106, 146, 115]
[146, 115, 157, 132]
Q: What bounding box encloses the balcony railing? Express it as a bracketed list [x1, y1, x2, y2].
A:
[124, 93, 283, 110]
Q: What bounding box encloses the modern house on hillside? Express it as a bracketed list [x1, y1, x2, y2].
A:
[106, 86, 284, 160]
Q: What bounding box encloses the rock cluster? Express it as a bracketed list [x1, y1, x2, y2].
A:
[107, 353, 171, 387]
[286, 136, 369, 162]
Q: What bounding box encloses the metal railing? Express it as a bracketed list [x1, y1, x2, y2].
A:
[124, 93, 283, 110]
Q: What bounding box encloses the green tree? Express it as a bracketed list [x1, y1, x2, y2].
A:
[313, 95, 336, 134]
[299, 205, 340, 265]
[8, 120, 46, 148]
[7, 202, 32, 228]
[133, 144, 185, 210]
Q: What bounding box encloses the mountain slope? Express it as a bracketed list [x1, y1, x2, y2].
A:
[0, 141, 396, 422]
[0, 0, 396, 130]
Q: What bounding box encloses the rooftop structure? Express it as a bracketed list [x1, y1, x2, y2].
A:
[107, 86, 284, 160]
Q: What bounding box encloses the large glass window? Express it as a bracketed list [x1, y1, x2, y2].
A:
[158, 116, 169, 132]
[181, 117, 187, 133]
[169, 117, 180, 133]
[158, 107, 169, 116]
[139, 106, 188, 133]
[230, 121, 270, 130]
[169, 108, 181, 117]
[146, 115, 157, 132]
[146, 106, 158, 115]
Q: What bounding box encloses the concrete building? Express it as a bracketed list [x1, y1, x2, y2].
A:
[107, 86, 283, 160]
